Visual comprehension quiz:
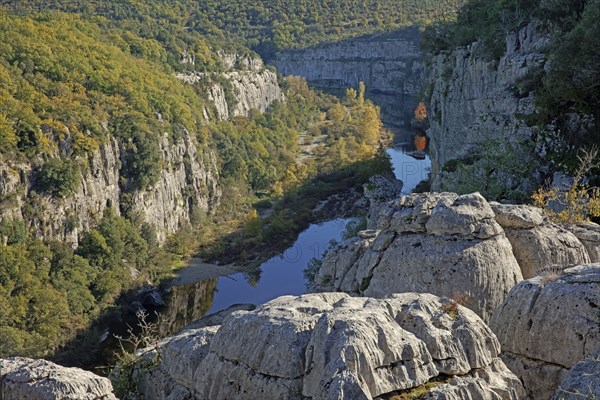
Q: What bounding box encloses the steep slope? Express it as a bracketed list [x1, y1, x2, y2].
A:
[427, 22, 550, 197]
[424, 0, 600, 199]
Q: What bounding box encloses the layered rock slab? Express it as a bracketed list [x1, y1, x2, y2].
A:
[136, 293, 523, 400]
[565, 222, 600, 263]
[0, 357, 116, 400]
[490, 264, 600, 399]
[316, 192, 523, 321]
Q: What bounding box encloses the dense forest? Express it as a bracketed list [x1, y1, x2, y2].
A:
[2, 0, 466, 57]
[0, 2, 394, 358]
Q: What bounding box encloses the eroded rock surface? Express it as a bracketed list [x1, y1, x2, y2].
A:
[552, 348, 600, 400]
[135, 293, 523, 400]
[491, 202, 592, 278]
[0, 357, 116, 400]
[316, 192, 523, 321]
[427, 21, 550, 192]
[565, 222, 600, 263]
[490, 264, 600, 399]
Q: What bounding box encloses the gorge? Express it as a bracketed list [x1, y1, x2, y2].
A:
[2, 0, 600, 399]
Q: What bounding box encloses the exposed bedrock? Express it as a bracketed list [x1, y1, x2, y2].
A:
[427, 21, 551, 192]
[490, 264, 600, 399]
[315, 187, 600, 322]
[491, 202, 592, 278]
[315, 192, 523, 322]
[270, 28, 424, 129]
[134, 292, 524, 400]
[551, 347, 600, 400]
[0, 357, 116, 400]
[0, 53, 283, 246]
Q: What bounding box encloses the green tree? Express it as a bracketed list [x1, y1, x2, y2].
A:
[36, 158, 81, 198]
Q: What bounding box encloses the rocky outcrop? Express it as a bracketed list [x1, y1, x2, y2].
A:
[315, 192, 523, 321]
[0, 357, 116, 399]
[490, 264, 600, 399]
[427, 21, 551, 191]
[270, 28, 424, 128]
[134, 293, 523, 400]
[491, 203, 592, 278]
[177, 53, 284, 121]
[565, 222, 600, 263]
[552, 348, 600, 400]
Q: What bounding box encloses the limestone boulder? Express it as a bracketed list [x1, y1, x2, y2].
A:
[136, 293, 524, 400]
[490, 202, 593, 278]
[503, 222, 590, 279]
[490, 202, 544, 229]
[316, 192, 523, 321]
[565, 221, 600, 263]
[552, 348, 600, 400]
[0, 357, 116, 400]
[490, 264, 600, 399]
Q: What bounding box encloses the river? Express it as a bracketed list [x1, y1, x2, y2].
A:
[156, 129, 431, 336]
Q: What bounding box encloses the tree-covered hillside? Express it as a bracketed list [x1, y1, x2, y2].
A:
[2, 0, 466, 57]
[0, 11, 211, 189]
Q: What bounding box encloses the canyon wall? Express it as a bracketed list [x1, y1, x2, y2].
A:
[427, 22, 550, 190]
[270, 27, 424, 129]
[0, 54, 283, 245]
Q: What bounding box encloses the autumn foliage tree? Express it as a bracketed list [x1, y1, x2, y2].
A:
[412, 102, 429, 129]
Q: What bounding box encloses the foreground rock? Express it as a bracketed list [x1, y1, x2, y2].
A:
[315, 192, 523, 321]
[490, 264, 600, 399]
[134, 293, 523, 400]
[491, 203, 592, 278]
[565, 222, 600, 263]
[552, 348, 600, 400]
[0, 357, 116, 400]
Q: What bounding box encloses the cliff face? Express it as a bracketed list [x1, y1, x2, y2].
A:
[0, 53, 283, 245]
[427, 22, 551, 190]
[177, 53, 284, 121]
[270, 28, 424, 128]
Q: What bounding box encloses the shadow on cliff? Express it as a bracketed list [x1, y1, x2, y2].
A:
[267, 26, 424, 130]
[49, 277, 217, 375]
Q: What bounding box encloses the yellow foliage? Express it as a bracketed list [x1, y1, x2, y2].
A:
[72, 130, 100, 156]
[0, 113, 18, 151]
[242, 209, 262, 237]
[328, 103, 346, 123]
[358, 103, 382, 146]
[532, 185, 600, 224]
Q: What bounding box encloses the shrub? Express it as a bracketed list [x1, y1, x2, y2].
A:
[36, 158, 81, 198]
[532, 147, 600, 223]
[440, 138, 539, 202]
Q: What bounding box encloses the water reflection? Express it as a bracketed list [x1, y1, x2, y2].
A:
[158, 278, 217, 336]
[161, 219, 351, 335]
[386, 128, 431, 193]
[156, 130, 430, 337]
